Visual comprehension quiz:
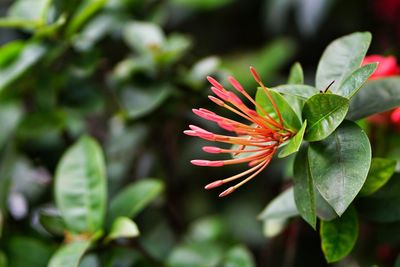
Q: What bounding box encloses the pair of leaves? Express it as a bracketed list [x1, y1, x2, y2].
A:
[50, 136, 163, 266]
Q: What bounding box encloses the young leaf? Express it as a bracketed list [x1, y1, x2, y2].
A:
[308, 121, 371, 215]
[302, 94, 349, 141]
[288, 62, 304, 84]
[55, 136, 107, 234]
[123, 21, 165, 54]
[256, 88, 302, 131]
[48, 240, 91, 267]
[278, 120, 307, 158]
[320, 206, 358, 263]
[65, 0, 107, 37]
[106, 217, 140, 242]
[272, 84, 319, 100]
[258, 187, 298, 220]
[38, 209, 65, 236]
[335, 63, 378, 99]
[347, 77, 400, 120]
[222, 245, 256, 267]
[293, 144, 316, 229]
[359, 158, 397, 196]
[0, 42, 47, 91]
[315, 32, 371, 91]
[108, 179, 164, 223]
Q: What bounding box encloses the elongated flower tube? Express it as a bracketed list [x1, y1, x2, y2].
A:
[184, 67, 293, 197]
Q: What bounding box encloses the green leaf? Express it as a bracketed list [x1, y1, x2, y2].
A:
[258, 187, 298, 220]
[0, 101, 22, 149]
[293, 144, 316, 229]
[187, 216, 225, 242]
[55, 136, 107, 234]
[223, 245, 255, 267]
[167, 242, 224, 267]
[8, 0, 49, 23]
[287, 62, 304, 84]
[316, 32, 371, 91]
[48, 240, 91, 267]
[123, 21, 165, 54]
[119, 85, 171, 120]
[106, 217, 140, 241]
[320, 206, 358, 263]
[108, 179, 164, 223]
[302, 93, 349, 142]
[172, 0, 233, 10]
[0, 42, 47, 91]
[272, 85, 319, 100]
[308, 121, 371, 215]
[315, 189, 338, 221]
[256, 88, 302, 131]
[335, 63, 378, 98]
[7, 236, 53, 267]
[360, 158, 397, 196]
[66, 0, 108, 37]
[357, 173, 400, 223]
[38, 209, 65, 236]
[347, 77, 400, 120]
[0, 251, 7, 267]
[279, 120, 307, 158]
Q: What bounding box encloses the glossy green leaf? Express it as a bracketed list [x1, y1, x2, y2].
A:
[223, 245, 255, 267]
[48, 240, 91, 267]
[167, 242, 224, 267]
[0, 101, 22, 149]
[347, 77, 400, 120]
[308, 121, 371, 215]
[303, 93, 349, 141]
[66, 0, 108, 37]
[315, 189, 338, 221]
[360, 158, 397, 196]
[272, 84, 319, 100]
[279, 120, 307, 158]
[106, 217, 140, 241]
[293, 144, 316, 229]
[316, 32, 371, 91]
[7, 0, 49, 24]
[108, 179, 164, 223]
[335, 63, 377, 98]
[256, 88, 302, 131]
[320, 206, 358, 263]
[258, 187, 298, 220]
[188, 216, 225, 242]
[288, 62, 304, 84]
[0, 42, 47, 91]
[55, 136, 107, 234]
[262, 218, 287, 238]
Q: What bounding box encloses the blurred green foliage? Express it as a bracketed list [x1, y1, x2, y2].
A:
[0, 0, 399, 266]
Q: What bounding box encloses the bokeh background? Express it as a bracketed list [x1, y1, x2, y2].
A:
[0, 0, 399, 266]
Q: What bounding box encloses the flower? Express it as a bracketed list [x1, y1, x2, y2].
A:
[184, 67, 293, 197]
[362, 55, 400, 129]
[362, 55, 400, 79]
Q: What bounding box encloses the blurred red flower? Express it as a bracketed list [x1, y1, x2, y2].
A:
[362, 55, 400, 129]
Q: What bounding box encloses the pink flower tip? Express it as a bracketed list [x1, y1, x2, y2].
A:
[249, 66, 262, 83]
[191, 160, 224, 167]
[204, 180, 224, 189]
[208, 95, 224, 106]
[219, 186, 236, 197]
[207, 76, 224, 90]
[202, 146, 222, 153]
[183, 130, 196, 136]
[228, 76, 245, 92]
[391, 108, 400, 124]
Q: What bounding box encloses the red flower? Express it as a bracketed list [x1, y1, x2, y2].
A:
[362, 55, 400, 128]
[184, 67, 293, 197]
[362, 55, 400, 79]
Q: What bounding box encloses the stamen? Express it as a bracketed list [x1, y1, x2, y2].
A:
[191, 160, 224, 167]
[219, 186, 236, 197]
[204, 180, 224, 189]
[202, 146, 222, 153]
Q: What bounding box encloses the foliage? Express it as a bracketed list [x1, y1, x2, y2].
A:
[0, 0, 399, 266]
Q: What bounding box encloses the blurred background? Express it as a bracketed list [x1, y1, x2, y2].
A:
[0, 0, 399, 266]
